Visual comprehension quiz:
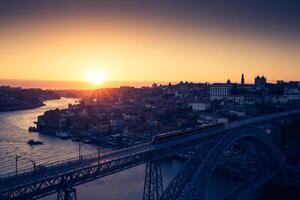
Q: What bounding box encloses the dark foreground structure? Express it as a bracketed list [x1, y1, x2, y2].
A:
[1, 110, 300, 200]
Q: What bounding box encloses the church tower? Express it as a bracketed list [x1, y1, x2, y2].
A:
[241, 73, 245, 85]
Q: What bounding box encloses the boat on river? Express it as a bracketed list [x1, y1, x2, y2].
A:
[28, 126, 38, 132]
[27, 139, 43, 145]
[55, 131, 70, 139]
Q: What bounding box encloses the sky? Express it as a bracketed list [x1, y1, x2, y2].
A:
[0, 0, 299, 88]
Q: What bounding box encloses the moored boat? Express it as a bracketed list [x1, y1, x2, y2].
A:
[55, 131, 70, 139]
[27, 139, 43, 145]
[28, 126, 38, 132]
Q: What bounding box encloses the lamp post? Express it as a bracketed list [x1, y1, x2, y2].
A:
[78, 141, 86, 160]
[15, 155, 21, 176]
[78, 142, 82, 160]
[79, 141, 103, 163]
[15, 155, 36, 175]
[97, 145, 101, 164]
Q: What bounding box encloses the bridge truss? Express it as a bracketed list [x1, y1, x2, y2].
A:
[160, 127, 287, 200]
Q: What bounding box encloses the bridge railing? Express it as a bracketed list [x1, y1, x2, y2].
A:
[0, 151, 102, 180]
[0, 142, 149, 180]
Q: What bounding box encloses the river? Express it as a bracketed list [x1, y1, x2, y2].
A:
[0, 98, 97, 175]
[0, 98, 240, 200]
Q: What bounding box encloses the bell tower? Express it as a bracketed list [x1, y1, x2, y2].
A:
[241, 73, 245, 85]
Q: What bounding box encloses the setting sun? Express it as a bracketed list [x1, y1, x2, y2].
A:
[85, 69, 107, 85]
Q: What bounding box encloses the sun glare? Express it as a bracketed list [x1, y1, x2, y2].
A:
[85, 69, 107, 85]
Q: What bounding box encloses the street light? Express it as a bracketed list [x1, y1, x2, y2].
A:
[97, 145, 101, 164]
[15, 155, 21, 176]
[78, 141, 102, 164]
[15, 155, 36, 176]
[78, 141, 103, 164]
[78, 141, 82, 160]
[78, 141, 88, 160]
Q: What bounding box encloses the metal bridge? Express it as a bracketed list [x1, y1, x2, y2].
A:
[0, 110, 300, 200]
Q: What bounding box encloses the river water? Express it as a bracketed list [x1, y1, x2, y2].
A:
[0, 98, 240, 200]
[0, 98, 98, 175]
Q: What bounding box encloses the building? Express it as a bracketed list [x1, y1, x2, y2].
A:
[110, 119, 124, 132]
[227, 94, 261, 105]
[241, 74, 245, 85]
[255, 76, 267, 87]
[152, 83, 158, 88]
[210, 84, 232, 101]
[188, 102, 211, 111]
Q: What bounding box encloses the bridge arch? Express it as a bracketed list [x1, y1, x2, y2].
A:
[162, 126, 287, 200]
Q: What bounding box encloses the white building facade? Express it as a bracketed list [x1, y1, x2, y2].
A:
[210, 84, 232, 101]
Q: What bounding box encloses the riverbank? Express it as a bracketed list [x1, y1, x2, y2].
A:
[0, 97, 85, 176]
[0, 85, 61, 112]
[0, 97, 61, 112]
[0, 101, 45, 112]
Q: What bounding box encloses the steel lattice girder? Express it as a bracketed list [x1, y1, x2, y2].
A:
[1, 136, 223, 199]
[2, 154, 146, 200]
[143, 160, 163, 200]
[161, 126, 287, 200]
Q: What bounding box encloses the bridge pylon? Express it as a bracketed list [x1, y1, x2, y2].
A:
[143, 160, 163, 200]
[57, 187, 77, 200]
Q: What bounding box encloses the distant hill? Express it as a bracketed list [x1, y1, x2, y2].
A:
[0, 86, 60, 112]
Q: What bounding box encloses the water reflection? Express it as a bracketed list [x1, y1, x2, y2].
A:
[0, 98, 97, 175]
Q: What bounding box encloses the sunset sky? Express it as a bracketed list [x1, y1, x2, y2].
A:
[0, 1, 299, 88]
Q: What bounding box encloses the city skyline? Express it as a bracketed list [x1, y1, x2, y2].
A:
[0, 73, 295, 90]
[0, 1, 299, 88]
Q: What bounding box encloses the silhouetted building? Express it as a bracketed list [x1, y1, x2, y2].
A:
[241, 74, 245, 85]
[277, 80, 285, 85]
[255, 76, 267, 86]
[152, 83, 158, 88]
[261, 76, 267, 84]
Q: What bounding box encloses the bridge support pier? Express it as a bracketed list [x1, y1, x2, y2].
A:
[57, 187, 77, 200]
[143, 160, 163, 200]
